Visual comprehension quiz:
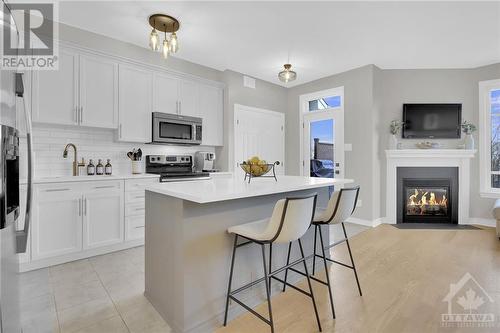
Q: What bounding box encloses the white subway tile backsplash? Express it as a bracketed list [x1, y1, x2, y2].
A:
[21, 125, 215, 178]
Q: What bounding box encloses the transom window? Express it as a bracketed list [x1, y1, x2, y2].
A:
[308, 95, 341, 112]
[479, 79, 500, 195]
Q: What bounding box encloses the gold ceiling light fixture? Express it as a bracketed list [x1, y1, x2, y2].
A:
[148, 14, 180, 59]
[278, 64, 297, 83]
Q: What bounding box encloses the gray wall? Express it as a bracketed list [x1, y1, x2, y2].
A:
[216, 70, 287, 172]
[286, 65, 377, 220]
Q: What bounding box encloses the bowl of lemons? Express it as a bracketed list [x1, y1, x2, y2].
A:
[240, 156, 280, 182]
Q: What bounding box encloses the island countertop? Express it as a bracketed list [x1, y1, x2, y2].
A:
[145, 175, 354, 203]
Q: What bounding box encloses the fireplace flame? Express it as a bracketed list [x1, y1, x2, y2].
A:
[407, 189, 448, 211]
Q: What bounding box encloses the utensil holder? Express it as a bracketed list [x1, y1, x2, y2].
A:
[131, 161, 143, 174]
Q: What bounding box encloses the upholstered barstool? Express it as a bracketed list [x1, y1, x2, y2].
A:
[283, 186, 362, 319]
[223, 194, 322, 333]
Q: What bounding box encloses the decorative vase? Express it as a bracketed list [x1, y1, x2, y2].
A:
[464, 133, 475, 150]
[389, 134, 399, 150]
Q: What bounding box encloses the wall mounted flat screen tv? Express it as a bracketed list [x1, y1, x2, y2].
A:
[402, 103, 461, 139]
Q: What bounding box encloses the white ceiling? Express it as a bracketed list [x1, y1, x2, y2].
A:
[55, 1, 500, 87]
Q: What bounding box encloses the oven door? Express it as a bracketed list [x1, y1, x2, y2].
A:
[153, 116, 201, 145]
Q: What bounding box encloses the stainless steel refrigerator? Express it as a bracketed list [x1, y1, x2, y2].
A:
[0, 0, 33, 331]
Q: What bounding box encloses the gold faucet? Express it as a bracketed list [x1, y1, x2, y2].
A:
[63, 143, 85, 176]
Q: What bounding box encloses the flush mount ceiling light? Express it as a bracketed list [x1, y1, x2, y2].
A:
[148, 14, 180, 59]
[278, 64, 297, 83]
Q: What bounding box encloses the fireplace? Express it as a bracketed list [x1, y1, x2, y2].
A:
[397, 167, 458, 224]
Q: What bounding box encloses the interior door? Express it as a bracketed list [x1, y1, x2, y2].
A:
[32, 48, 79, 125]
[79, 54, 118, 128]
[234, 105, 285, 177]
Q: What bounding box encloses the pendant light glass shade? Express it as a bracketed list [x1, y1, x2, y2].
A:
[278, 64, 297, 83]
[149, 28, 159, 51]
[169, 32, 179, 53]
[162, 38, 170, 59]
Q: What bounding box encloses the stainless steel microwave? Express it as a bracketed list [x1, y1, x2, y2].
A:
[152, 112, 202, 145]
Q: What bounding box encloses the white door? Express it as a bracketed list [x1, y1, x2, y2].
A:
[83, 185, 124, 249]
[118, 64, 153, 142]
[199, 84, 223, 146]
[234, 105, 285, 177]
[32, 48, 79, 125]
[300, 87, 345, 180]
[154, 73, 179, 114]
[178, 80, 199, 117]
[31, 186, 83, 260]
[79, 54, 118, 128]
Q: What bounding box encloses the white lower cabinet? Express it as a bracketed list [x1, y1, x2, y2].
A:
[30, 180, 127, 264]
[83, 182, 124, 249]
[32, 185, 83, 260]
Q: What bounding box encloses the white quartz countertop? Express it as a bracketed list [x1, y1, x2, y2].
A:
[146, 175, 354, 203]
[20, 173, 160, 184]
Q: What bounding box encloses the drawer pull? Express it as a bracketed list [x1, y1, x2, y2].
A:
[134, 226, 145, 229]
[94, 185, 116, 189]
[134, 207, 145, 211]
[135, 195, 145, 199]
[45, 188, 70, 192]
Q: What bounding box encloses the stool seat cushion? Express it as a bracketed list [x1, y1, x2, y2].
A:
[227, 219, 271, 241]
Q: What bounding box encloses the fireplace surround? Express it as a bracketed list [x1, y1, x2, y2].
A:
[385, 149, 476, 225]
[397, 167, 459, 223]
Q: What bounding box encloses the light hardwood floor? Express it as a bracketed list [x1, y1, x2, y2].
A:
[216, 224, 500, 333]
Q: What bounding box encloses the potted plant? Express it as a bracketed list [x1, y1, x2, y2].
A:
[389, 120, 404, 149]
[461, 120, 477, 150]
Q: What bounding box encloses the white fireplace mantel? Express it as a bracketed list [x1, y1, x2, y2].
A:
[385, 149, 477, 224]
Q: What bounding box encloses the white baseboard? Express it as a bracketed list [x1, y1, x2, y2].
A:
[467, 217, 497, 227]
[346, 217, 378, 227]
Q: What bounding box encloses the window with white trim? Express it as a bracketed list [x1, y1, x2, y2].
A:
[479, 79, 500, 195]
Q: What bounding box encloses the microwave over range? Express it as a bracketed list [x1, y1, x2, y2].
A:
[152, 112, 202, 145]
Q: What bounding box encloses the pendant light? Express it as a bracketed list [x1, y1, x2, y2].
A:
[278, 64, 297, 83]
[162, 29, 169, 59]
[149, 26, 159, 51]
[148, 14, 180, 60]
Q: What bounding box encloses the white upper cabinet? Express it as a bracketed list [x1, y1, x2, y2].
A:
[32, 48, 79, 125]
[79, 54, 118, 128]
[118, 64, 153, 142]
[154, 73, 179, 114]
[199, 84, 224, 146]
[178, 80, 199, 117]
[32, 48, 118, 129]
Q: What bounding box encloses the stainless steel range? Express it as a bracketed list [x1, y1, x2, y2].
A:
[146, 155, 210, 182]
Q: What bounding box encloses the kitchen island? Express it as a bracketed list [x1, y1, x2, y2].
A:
[144, 175, 354, 333]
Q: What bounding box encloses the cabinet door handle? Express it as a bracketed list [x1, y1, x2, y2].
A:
[80, 106, 84, 123]
[75, 107, 79, 123]
[119, 124, 122, 138]
[179, 101, 181, 114]
[45, 188, 70, 192]
[84, 198, 87, 216]
[94, 185, 116, 189]
[78, 198, 82, 216]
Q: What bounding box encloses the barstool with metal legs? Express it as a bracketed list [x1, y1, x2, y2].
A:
[223, 194, 322, 333]
[282, 186, 362, 319]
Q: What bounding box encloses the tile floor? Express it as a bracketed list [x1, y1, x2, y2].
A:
[19, 223, 368, 333]
[19, 246, 171, 333]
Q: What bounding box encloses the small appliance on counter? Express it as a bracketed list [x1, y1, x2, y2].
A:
[194, 151, 218, 172]
[146, 155, 210, 182]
